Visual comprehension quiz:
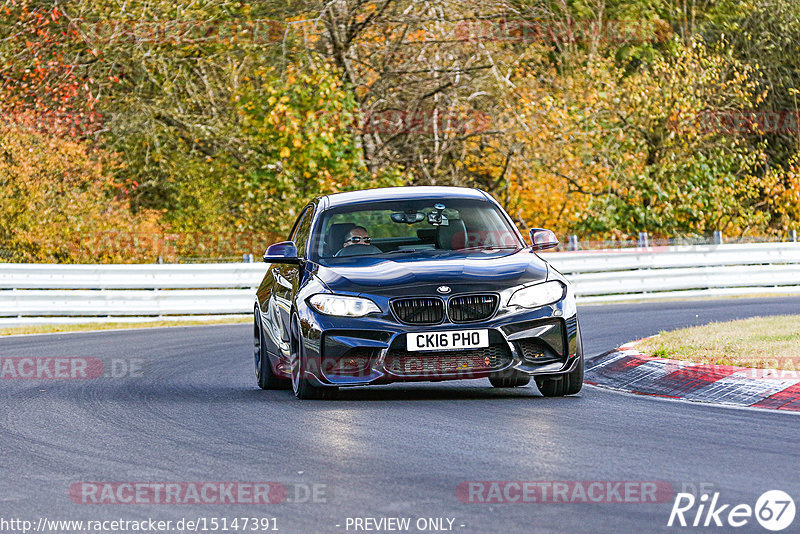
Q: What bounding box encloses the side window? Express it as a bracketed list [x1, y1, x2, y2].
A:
[293, 206, 315, 258]
[288, 210, 306, 241]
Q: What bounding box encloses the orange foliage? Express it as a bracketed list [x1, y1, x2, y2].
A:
[0, 118, 163, 262]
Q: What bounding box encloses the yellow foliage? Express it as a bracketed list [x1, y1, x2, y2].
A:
[0, 119, 163, 262]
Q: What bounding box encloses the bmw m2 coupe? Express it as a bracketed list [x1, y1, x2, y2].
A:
[253, 186, 583, 399]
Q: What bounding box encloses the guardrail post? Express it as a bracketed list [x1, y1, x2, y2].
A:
[791, 230, 797, 243]
[568, 235, 579, 251]
[243, 253, 253, 263]
[12, 287, 21, 319]
[637, 232, 649, 249]
[713, 231, 723, 245]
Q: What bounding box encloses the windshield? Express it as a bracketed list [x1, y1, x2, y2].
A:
[310, 198, 524, 261]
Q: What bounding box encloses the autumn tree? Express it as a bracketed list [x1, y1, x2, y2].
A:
[0, 120, 163, 262]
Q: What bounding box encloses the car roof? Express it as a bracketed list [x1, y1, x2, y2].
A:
[317, 186, 491, 210]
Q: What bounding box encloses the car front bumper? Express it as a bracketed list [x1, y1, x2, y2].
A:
[292, 301, 581, 387]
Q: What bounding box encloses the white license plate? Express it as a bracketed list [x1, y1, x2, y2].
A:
[407, 329, 489, 352]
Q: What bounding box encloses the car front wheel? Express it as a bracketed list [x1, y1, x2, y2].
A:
[290, 314, 337, 400]
[254, 307, 287, 390]
[536, 353, 584, 397]
[489, 370, 531, 388]
[536, 325, 584, 397]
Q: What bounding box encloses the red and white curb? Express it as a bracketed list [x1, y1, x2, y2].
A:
[585, 339, 800, 412]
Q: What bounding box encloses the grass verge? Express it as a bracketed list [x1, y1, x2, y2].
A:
[636, 315, 800, 369]
[0, 317, 250, 336]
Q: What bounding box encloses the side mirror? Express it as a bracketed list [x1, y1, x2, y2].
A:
[529, 228, 559, 251]
[262, 241, 300, 264]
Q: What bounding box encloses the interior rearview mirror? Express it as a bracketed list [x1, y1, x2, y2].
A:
[391, 212, 426, 224]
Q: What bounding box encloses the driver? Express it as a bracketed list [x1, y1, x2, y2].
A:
[343, 226, 371, 248]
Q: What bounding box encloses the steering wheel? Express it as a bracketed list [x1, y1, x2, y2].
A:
[334, 244, 383, 257]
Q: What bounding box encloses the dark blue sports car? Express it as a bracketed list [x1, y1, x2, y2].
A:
[253, 186, 583, 399]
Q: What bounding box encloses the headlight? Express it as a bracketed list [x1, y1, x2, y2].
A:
[562, 286, 577, 316]
[308, 294, 381, 317]
[507, 281, 566, 309]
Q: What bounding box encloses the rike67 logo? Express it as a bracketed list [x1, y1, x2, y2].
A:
[668, 490, 796, 531]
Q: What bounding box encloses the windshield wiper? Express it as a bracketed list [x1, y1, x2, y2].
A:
[458, 245, 520, 251]
[386, 246, 518, 254]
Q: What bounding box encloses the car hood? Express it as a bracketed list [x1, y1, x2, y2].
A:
[314, 250, 549, 297]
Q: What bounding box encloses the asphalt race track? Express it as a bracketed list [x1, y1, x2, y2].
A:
[2, 297, 800, 533]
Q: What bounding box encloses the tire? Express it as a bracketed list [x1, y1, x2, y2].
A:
[254, 307, 287, 390]
[489, 370, 531, 388]
[536, 327, 584, 397]
[536, 354, 584, 397]
[290, 314, 337, 400]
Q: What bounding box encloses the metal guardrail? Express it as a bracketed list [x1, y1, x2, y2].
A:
[0, 264, 266, 325]
[0, 263, 266, 290]
[0, 242, 798, 324]
[541, 242, 800, 303]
